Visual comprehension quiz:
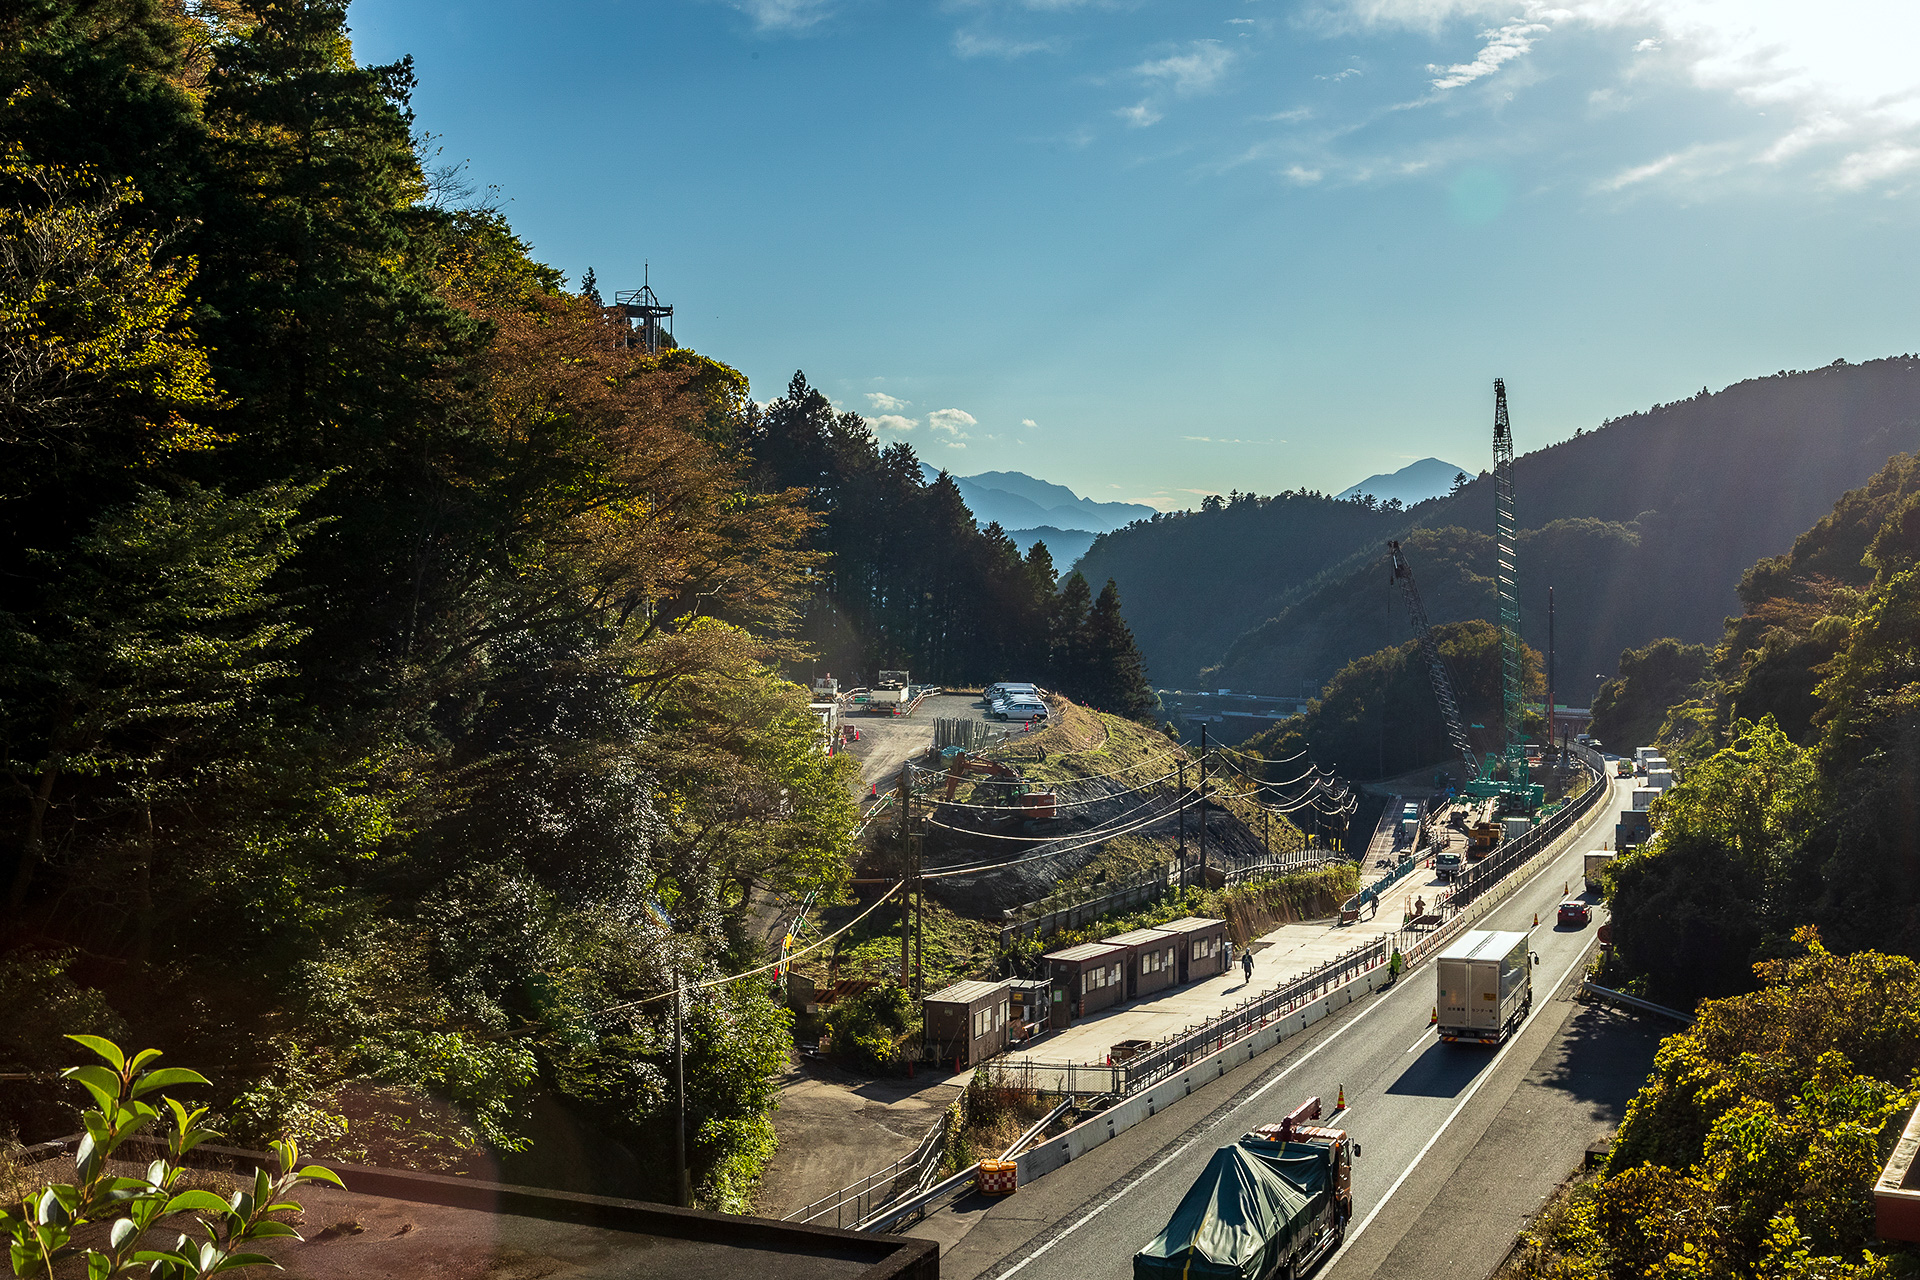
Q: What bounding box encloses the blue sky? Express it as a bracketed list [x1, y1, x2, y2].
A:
[354, 0, 1920, 509]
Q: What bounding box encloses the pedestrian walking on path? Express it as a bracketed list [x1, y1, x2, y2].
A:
[1241, 949, 1254, 984]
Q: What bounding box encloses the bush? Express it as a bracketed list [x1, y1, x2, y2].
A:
[823, 985, 916, 1074]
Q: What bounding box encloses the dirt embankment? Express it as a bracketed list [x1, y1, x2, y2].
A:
[912, 703, 1303, 919]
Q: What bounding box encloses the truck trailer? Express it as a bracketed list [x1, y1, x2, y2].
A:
[1134, 1097, 1357, 1280]
[1583, 851, 1615, 893]
[1435, 930, 1532, 1045]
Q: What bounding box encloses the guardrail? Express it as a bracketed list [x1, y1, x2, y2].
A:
[1581, 980, 1692, 1024]
[784, 1111, 947, 1228]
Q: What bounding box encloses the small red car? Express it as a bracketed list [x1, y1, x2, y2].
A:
[1558, 900, 1592, 926]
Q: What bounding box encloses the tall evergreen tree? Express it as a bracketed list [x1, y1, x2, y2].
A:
[1081, 578, 1156, 718]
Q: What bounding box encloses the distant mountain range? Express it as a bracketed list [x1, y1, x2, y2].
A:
[1078, 356, 1920, 692]
[1334, 457, 1470, 507]
[923, 465, 1157, 536]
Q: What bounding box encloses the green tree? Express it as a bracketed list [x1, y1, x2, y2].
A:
[1590, 638, 1712, 753]
[1077, 578, 1156, 718]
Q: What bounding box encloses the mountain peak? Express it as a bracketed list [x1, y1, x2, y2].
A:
[918, 465, 1156, 534]
[1334, 457, 1471, 506]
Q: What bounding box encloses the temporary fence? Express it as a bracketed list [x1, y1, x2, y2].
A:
[933, 716, 1004, 754]
[999, 864, 1176, 951]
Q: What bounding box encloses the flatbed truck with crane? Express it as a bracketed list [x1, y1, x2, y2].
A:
[1134, 1096, 1358, 1280]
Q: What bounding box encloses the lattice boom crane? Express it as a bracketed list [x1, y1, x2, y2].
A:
[1387, 540, 1479, 782]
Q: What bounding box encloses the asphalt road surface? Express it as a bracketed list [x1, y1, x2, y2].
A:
[928, 770, 1664, 1280]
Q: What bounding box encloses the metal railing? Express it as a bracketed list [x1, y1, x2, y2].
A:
[1581, 980, 1692, 1024]
[784, 1112, 948, 1228]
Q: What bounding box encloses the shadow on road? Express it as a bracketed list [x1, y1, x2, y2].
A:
[1386, 1040, 1495, 1097]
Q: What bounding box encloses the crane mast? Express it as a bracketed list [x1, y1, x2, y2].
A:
[1388, 540, 1478, 781]
[1492, 379, 1528, 791]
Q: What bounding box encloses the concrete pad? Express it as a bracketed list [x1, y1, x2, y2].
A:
[1003, 907, 1410, 1071]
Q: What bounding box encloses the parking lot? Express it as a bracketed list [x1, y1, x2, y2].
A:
[841, 692, 1009, 791]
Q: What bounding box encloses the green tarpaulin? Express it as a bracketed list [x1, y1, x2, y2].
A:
[1133, 1139, 1330, 1280]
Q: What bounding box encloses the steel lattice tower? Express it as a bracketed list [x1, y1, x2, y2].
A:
[1492, 379, 1524, 780]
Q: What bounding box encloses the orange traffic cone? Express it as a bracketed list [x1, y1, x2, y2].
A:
[1534, 911, 1539, 926]
[1430, 1007, 1438, 1026]
[1336, 1084, 1346, 1110]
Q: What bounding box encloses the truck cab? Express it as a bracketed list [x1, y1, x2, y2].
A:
[1434, 848, 1464, 880]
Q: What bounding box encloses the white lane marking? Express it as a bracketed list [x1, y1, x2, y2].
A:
[1321, 942, 1590, 1273]
[996, 988, 1395, 1278]
[1404, 1030, 1431, 1055]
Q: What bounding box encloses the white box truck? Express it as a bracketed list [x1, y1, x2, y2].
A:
[1647, 769, 1675, 791]
[1501, 816, 1532, 842]
[1634, 747, 1657, 771]
[1584, 851, 1615, 892]
[1436, 930, 1532, 1045]
[1632, 788, 1659, 811]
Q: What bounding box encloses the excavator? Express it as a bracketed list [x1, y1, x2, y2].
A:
[940, 751, 1058, 819]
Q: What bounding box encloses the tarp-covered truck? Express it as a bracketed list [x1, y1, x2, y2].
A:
[1435, 930, 1532, 1045]
[1134, 1097, 1356, 1280]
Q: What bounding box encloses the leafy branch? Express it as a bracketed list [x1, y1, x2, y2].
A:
[1, 1035, 340, 1279]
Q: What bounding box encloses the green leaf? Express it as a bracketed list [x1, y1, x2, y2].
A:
[129, 1048, 165, 1073]
[110, 1216, 141, 1251]
[242, 1222, 300, 1240]
[64, 1064, 124, 1112]
[87, 1250, 111, 1280]
[293, 1166, 343, 1189]
[209, 1252, 278, 1272]
[131, 1069, 211, 1099]
[163, 1190, 231, 1216]
[67, 1035, 127, 1072]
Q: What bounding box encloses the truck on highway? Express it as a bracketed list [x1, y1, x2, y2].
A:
[1583, 850, 1615, 892]
[1434, 847, 1464, 880]
[1134, 1096, 1356, 1280]
[1435, 929, 1532, 1045]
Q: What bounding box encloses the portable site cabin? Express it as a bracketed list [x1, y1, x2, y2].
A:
[1045, 942, 1129, 1028]
[1006, 977, 1052, 1041]
[1159, 917, 1230, 984]
[1102, 927, 1181, 1000]
[922, 979, 1011, 1068]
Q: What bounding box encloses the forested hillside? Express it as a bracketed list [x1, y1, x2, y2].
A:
[1084, 358, 1920, 698]
[0, 0, 1153, 1209]
[1238, 621, 1541, 782]
[1592, 455, 1920, 1007]
[1076, 490, 1413, 687]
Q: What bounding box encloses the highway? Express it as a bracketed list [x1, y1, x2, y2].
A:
[928, 767, 1664, 1280]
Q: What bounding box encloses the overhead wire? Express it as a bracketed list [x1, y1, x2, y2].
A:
[587, 881, 905, 1019]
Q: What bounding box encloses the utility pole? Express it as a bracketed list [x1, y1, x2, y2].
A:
[673, 964, 689, 1207]
[912, 829, 924, 998]
[897, 771, 911, 986]
[1176, 758, 1187, 888]
[1547, 585, 1557, 756]
[1198, 724, 1209, 887]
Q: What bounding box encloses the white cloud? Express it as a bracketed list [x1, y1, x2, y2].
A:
[927, 408, 977, 436]
[1261, 106, 1313, 123]
[729, 0, 834, 32]
[1117, 101, 1163, 128]
[1343, 0, 1920, 191]
[1284, 164, 1324, 183]
[1135, 41, 1236, 96]
[1021, 418, 1038, 428]
[954, 30, 1054, 59]
[866, 392, 912, 411]
[1316, 67, 1362, 81]
[1427, 20, 1547, 90]
[870, 414, 918, 433]
[1830, 143, 1920, 190]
